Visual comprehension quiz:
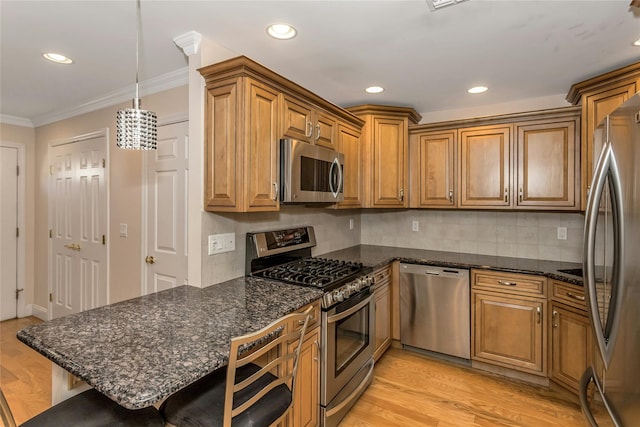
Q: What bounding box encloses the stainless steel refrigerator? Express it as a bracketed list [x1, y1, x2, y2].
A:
[580, 92, 640, 426]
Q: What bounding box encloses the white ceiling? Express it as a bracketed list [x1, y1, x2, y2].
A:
[1, 1, 639, 126]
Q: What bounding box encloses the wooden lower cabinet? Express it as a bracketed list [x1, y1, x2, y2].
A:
[472, 291, 546, 376]
[549, 302, 591, 393]
[292, 326, 320, 427]
[373, 265, 392, 361]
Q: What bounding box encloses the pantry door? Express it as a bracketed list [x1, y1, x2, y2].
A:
[0, 145, 20, 320]
[144, 121, 188, 294]
[50, 132, 108, 319]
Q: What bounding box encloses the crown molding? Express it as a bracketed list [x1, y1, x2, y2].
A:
[174, 31, 202, 57]
[0, 114, 34, 128]
[31, 67, 189, 127]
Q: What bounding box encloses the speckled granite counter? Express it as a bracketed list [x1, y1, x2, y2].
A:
[17, 278, 323, 410]
[319, 245, 584, 285]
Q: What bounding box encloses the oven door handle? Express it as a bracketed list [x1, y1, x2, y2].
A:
[325, 359, 374, 418]
[326, 296, 371, 324]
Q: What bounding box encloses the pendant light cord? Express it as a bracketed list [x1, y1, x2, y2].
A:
[135, 0, 140, 100]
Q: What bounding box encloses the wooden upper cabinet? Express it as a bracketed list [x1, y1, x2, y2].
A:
[282, 94, 337, 150]
[199, 56, 362, 212]
[336, 123, 363, 208]
[515, 116, 579, 210]
[459, 125, 512, 208]
[409, 130, 456, 208]
[347, 105, 421, 208]
[566, 61, 640, 210]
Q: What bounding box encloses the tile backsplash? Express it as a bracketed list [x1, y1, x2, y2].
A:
[201, 207, 585, 286]
[361, 210, 585, 263]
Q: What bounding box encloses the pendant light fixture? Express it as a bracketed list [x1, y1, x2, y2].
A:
[116, 0, 157, 150]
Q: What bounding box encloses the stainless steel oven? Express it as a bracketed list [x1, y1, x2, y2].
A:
[280, 139, 344, 203]
[322, 288, 375, 427]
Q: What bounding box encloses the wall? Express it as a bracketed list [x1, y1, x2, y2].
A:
[0, 123, 36, 308]
[361, 209, 584, 263]
[201, 207, 361, 285]
[33, 86, 188, 310]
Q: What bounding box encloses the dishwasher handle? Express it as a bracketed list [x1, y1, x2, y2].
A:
[400, 263, 468, 279]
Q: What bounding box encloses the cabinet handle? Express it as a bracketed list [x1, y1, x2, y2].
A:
[552, 310, 559, 328]
[399, 188, 404, 202]
[504, 188, 509, 203]
[272, 182, 279, 202]
[315, 124, 321, 141]
[313, 340, 320, 362]
[448, 189, 453, 203]
[497, 280, 517, 286]
[536, 306, 541, 324]
[306, 121, 313, 138]
[566, 292, 586, 301]
[519, 188, 523, 203]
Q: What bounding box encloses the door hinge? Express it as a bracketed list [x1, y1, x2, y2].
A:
[16, 165, 20, 176]
[102, 158, 106, 168]
[49, 165, 53, 175]
[102, 235, 106, 245]
[49, 229, 53, 238]
[16, 227, 19, 238]
[49, 293, 53, 302]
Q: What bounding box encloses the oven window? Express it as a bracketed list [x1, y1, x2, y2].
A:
[335, 304, 370, 375]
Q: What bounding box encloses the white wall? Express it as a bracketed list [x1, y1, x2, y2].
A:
[361, 210, 584, 263]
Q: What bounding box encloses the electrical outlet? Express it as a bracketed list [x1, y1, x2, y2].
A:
[412, 220, 419, 232]
[208, 233, 236, 255]
[557, 227, 567, 240]
[349, 218, 354, 230]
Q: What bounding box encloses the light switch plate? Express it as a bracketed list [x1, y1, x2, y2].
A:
[208, 233, 236, 255]
[119, 223, 128, 237]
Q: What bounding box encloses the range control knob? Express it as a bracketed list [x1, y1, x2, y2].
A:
[333, 290, 344, 303]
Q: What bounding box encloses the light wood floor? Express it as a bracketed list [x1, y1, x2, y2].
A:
[1, 317, 589, 426]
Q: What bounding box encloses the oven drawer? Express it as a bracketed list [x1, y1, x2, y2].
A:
[296, 299, 321, 331]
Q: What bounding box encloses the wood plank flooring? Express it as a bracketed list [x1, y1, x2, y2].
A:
[1, 317, 590, 426]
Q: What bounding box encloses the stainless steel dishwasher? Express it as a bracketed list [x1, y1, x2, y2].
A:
[400, 263, 470, 359]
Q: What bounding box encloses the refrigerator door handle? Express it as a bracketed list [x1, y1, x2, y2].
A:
[579, 367, 622, 427]
[583, 138, 625, 369]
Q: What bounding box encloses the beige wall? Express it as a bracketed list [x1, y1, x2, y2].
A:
[0, 123, 36, 307]
[32, 86, 188, 310]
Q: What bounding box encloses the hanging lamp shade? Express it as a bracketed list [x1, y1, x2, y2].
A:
[116, 0, 157, 150]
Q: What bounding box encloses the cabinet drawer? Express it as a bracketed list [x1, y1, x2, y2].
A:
[551, 280, 587, 311]
[373, 265, 391, 289]
[472, 269, 546, 297]
[296, 300, 321, 331]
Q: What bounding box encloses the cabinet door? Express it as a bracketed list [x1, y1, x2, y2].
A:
[292, 327, 320, 427]
[282, 94, 313, 142]
[337, 123, 362, 208]
[410, 130, 456, 208]
[372, 116, 408, 207]
[373, 266, 392, 361]
[516, 119, 579, 209]
[245, 80, 280, 211]
[472, 291, 546, 375]
[549, 303, 591, 393]
[314, 111, 337, 150]
[459, 125, 512, 208]
[582, 81, 638, 209]
[204, 79, 240, 210]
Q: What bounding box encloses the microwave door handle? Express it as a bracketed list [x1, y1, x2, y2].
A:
[329, 158, 342, 199]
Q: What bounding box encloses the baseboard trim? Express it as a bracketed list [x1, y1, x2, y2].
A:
[29, 304, 48, 321]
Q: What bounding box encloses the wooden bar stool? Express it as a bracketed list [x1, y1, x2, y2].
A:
[160, 307, 313, 427]
[0, 386, 164, 427]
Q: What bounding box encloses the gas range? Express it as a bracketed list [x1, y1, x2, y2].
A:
[246, 226, 374, 309]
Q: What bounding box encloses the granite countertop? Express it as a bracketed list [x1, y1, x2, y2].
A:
[17, 278, 323, 410]
[319, 245, 584, 285]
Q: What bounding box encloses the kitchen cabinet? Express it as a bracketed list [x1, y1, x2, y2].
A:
[566, 60, 640, 210]
[336, 123, 363, 208]
[409, 107, 580, 211]
[199, 56, 363, 213]
[373, 265, 392, 361]
[471, 269, 547, 376]
[409, 130, 456, 208]
[347, 105, 422, 208]
[549, 280, 591, 394]
[282, 94, 337, 150]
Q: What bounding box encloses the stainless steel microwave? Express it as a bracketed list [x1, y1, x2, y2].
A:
[280, 139, 344, 203]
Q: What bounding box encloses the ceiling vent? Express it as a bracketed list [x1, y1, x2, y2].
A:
[425, 0, 469, 11]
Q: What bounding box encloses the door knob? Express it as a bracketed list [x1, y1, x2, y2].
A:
[145, 256, 155, 264]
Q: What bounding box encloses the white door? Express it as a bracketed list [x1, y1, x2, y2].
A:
[0, 146, 19, 320]
[50, 134, 107, 318]
[144, 121, 188, 294]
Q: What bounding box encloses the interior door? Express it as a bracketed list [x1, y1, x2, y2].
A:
[50, 134, 107, 319]
[144, 121, 188, 294]
[0, 146, 19, 320]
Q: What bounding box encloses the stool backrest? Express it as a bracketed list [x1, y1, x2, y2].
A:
[0, 388, 18, 427]
[223, 306, 313, 427]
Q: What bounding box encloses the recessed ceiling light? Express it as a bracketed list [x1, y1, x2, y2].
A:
[267, 24, 297, 40]
[634, 38, 640, 46]
[365, 86, 384, 94]
[43, 52, 73, 64]
[468, 86, 488, 94]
